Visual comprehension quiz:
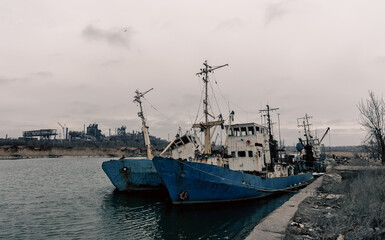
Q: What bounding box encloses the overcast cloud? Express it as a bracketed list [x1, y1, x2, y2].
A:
[81, 25, 133, 48]
[264, 1, 290, 25]
[1, 0, 385, 146]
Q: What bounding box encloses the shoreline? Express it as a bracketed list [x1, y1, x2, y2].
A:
[0, 148, 164, 160]
[0, 155, 112, 160]
[245, 158, 385, 240]
[0, 148, 140, 160]
[245, 176, 324, 240]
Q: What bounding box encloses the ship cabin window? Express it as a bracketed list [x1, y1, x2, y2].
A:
[175, 139, 184, 147]
[231, 151, 236, 157]
[248, 151, 253, 157]
[181, 135, 190, 144]
[248, 127, 255, 135]
[233, 127, 241, 136]
[241, 127, 247, 136]
[170, 139, 184, 150]
[238, 151, 246, 157]
[256, 126, 260, 133]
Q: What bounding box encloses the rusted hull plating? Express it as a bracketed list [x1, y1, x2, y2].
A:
[102, 159, 164, 191]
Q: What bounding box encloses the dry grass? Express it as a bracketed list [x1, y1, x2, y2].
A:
[286, 167, 385, 239]
[336, 169, 385, 238]
[320, 169, 385, 239]
[329, 151, 356, 158]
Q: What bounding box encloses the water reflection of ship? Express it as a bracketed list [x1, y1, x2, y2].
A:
[99, 190, 167, 239]
[100, 188, 296, 239]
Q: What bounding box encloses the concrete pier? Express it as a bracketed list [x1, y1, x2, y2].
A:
[245, 176, 323, 240]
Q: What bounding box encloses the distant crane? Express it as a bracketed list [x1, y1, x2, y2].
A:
[319, 127, 330, 144]
[57, 122, 66, 140]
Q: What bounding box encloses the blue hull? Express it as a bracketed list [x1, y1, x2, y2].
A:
[152, 156, 313, 204]
[102, 158, 164, 191]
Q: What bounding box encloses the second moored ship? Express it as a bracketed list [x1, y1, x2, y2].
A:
[102, 89, 163, 191]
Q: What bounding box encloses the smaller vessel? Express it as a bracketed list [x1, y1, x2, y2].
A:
[296, 114, 330, 172]
[102, 88, 163, 191]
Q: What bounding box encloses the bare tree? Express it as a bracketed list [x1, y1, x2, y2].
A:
[357, 91, 385, 164]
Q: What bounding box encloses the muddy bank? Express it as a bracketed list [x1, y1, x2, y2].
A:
[285, 160, 385, 240]
[0, 148, 148, 159]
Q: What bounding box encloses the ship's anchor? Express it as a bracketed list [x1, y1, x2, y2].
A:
[179, 190, 188, 200]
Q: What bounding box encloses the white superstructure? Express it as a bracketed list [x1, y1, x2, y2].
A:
[226, 123, 271, 172]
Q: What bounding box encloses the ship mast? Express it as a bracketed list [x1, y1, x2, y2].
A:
[259, 105, 279, 161]
[297, 114, 312, 146]
[297, 114, 315, 167]
[193, 60, 228, 155]
[134, 88, 154, 160]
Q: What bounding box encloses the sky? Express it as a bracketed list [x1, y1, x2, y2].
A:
[1, 0, 385, 146]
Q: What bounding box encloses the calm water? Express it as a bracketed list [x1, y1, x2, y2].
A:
[0, 157, 294, 239]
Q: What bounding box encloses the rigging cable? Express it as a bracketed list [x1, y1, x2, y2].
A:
[209, 74, 222, 116]
[211, 73, 256, 122]
[212, 73, 229, 114]
[143, 97, 173, 122]
[194, 77, 205, 125]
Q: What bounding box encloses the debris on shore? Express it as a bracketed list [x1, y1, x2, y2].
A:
[285, 159, 385, 240]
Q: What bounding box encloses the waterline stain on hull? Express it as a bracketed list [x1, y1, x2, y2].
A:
[102, 158, 165, 191]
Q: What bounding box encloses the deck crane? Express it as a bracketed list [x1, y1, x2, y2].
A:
[319, 127, 330, 144]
